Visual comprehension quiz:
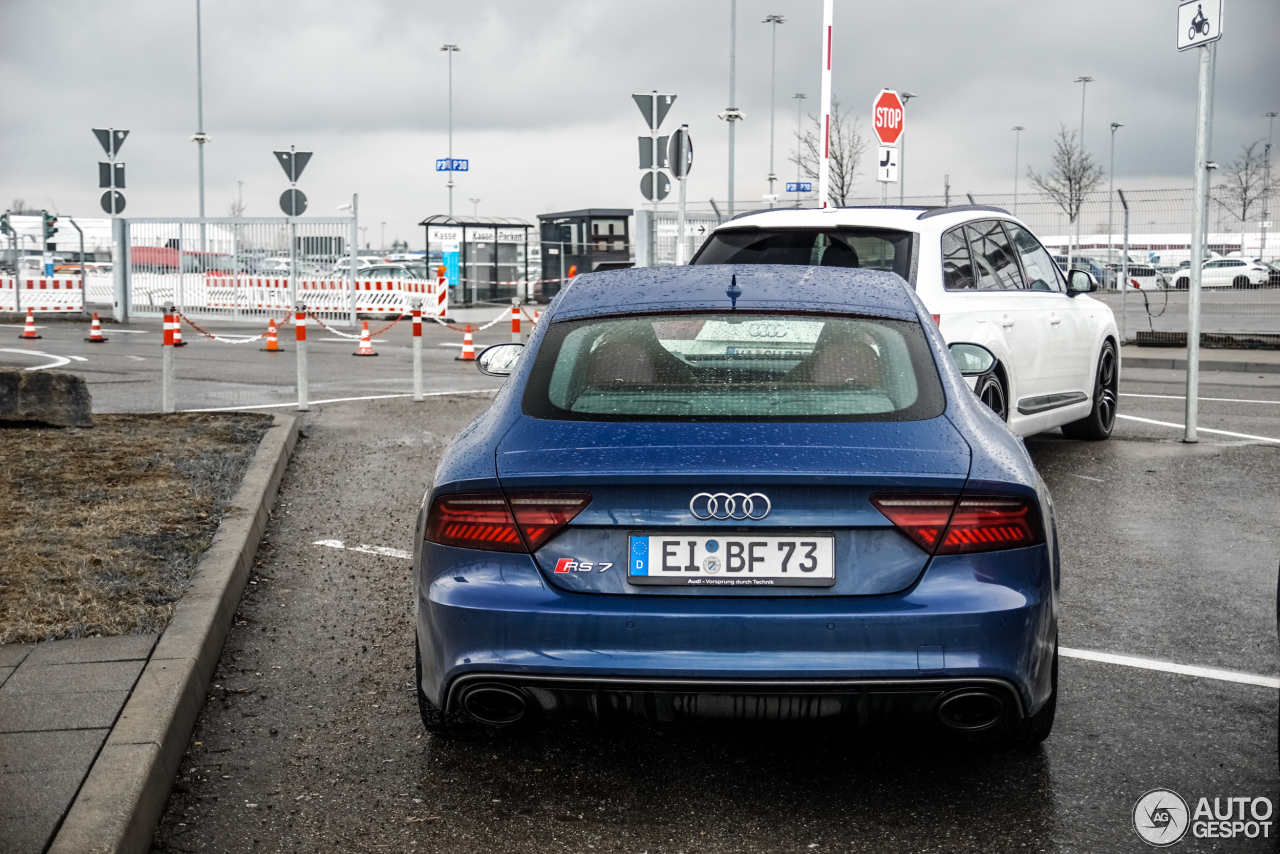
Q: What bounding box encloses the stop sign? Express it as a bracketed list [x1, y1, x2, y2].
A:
[873, 90, 904, 145]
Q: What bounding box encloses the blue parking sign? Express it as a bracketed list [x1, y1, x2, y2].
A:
[786, 182, 812, 193]
[435, 158, 469, 172]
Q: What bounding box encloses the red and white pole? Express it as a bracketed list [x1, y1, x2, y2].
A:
[412, 301, 423, 402]
[511, 301, 521, 343]
[295, 306, 309, 412]
[162, 307, 176, 413]
[818, 0, 833, 208]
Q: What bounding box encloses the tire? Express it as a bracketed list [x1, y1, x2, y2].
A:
[1062, 340, 1118, 441]
[415, 636, 462, 736]
[976, 370, 1009, 422]
[1233, 275, 1250, 289]
[1007, 641, 1057, 747]
[1176, 276, 1189, 290]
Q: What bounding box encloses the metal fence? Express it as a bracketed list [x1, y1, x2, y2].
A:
[107, 217, 446, 324]
[636, 188, 1279, 346]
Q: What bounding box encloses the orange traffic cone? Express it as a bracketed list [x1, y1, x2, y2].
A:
[455, 325, 475, 361]
[261, 318, 284, 352]
[85, 312, 108, 342]
[354, 321, 377, 356]
[532, 309, 540, 325]
[172, 318, 186, 347]
[19, 307, 40, 339]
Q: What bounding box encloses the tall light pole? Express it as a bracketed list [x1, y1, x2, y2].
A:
[470, 198, 480, 218]
[440, 44, 460, 217]
[1107, 122, 1124, 280]
[720, 0, 743, 217]
[1011, 126, 1024, 215]
[1263, 111, 1277, 260]
[899, 92, 917, 204]
[191, 0, 210, 222]
[763, 15, 785, 206]
[381, 221, 386, 250]
[793, 93, 807, 207]
[1071, 76, 1094, 269]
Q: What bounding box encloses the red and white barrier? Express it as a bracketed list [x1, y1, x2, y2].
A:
[1, 278, 86, 313]
[131, 275, 448, 318]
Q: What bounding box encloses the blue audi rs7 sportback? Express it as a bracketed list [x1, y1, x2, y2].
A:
[413, 265, 1059, 744]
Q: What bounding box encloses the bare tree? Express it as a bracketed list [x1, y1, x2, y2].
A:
[1027, 126, 1104, 266]
[1211, 141, 1275, 253]
[226, 197, 246, 218]
[789, 95, 867, 207]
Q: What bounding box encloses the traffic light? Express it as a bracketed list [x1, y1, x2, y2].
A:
[42, 211, 57, 241]
[0, 213, 10, 237]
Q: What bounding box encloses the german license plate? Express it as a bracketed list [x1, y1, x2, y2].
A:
[628, 534, 835, 587]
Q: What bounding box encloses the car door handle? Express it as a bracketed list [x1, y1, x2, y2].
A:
[1049, 317, 1062, 326]
[1000, 316, 1014, 328]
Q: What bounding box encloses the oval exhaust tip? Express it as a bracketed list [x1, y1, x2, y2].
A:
[461, 684, 528, 726]
[937, 690, 1004, 731]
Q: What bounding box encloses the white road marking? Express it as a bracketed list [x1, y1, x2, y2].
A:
[1070, 474, 1104, 482]
[1122, 392, 1280, 405]
[188, 388, 500, 412]
[313, 539, 413, 560]
[0, 348, 72, 371]
[67, 355, 88, 362]
[1116, 413, 1280, 444]
[1061, 647, 1279, 689]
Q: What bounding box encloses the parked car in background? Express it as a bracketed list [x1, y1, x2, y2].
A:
[692, 206, 1120, 440]
[1171, 258, 1272, 289]
[1106, 263, 1168, 290]
[358, 263, 428, 280]
[1052, 255, 1111, 286]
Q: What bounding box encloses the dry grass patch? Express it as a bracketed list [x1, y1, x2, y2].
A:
[0, 413, 272, 643]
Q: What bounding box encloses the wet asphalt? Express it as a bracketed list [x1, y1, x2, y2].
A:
[6, 320, 1279, 852]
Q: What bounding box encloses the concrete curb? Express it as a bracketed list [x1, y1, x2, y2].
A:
[1124, 356, 1280, 374]
[47, 413, 300, 854]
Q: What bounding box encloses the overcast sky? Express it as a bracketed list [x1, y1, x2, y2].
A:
[1, 0, 1276, 249]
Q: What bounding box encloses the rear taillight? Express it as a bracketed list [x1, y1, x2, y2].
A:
[869, 495, 957, 553]
[931, 314, 941, 327]
[507, 494, 593, 550]
[871, 493, 1044, 556]
[425, 492, 591, 553]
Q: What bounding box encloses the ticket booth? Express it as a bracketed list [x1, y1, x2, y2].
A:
[537, 208, 634, 300]
[419, 215, 533, 306]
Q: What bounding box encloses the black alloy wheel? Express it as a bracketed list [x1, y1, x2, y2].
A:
[1233, 275, 1250, 289]
[1062, 340, 1118, 440]
[1176, 277, 1189, 290]
[976, 371, 1009, 422]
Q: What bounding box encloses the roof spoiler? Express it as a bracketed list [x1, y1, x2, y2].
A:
[917, 205, 1011, 220]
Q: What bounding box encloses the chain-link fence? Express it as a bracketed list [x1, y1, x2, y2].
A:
[114, 217, 445, 324]
[636, 189, 1280, 346]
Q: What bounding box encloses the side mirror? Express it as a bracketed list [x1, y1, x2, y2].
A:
[949, 342, 996, 377]
[475, 343, 524, 377]
[1067, 269, 1097, 295]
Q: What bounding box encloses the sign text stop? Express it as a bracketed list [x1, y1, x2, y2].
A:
[873, 90, 904, 145]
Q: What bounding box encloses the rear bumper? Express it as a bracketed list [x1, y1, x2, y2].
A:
[415, 542, 1057, 718]
[447, 672, 1025, 724]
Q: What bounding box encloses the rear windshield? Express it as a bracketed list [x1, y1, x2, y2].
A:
[690, 227, 913, 281]
[522, 312, 945, 423]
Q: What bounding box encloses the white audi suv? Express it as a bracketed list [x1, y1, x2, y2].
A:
[691, 205, 1120, 440]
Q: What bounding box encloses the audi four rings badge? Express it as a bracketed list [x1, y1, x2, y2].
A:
[689, 492, 771, 520]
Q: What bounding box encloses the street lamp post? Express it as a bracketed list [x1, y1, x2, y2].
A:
[793, 93, 807, 207]
[440, 44, 460, 217]
[1263, 111, 1277, 260]
[763, 15, 785, 206]
[1071, 76, 1094, 271]
[1107, 122, 1124, 284]
[898, 93, 917, 204]
[1011, 126, 1024, 215]
[470, 198, 480, 218]
[722, 0, 741, 217]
